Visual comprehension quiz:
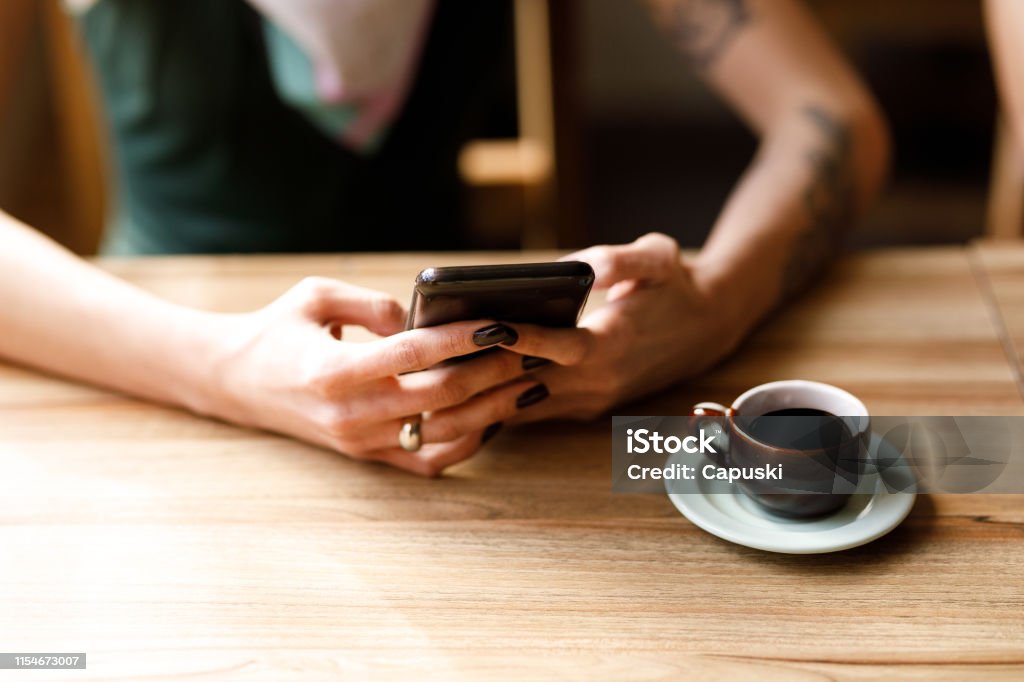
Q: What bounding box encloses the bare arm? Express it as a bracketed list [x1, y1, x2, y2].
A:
[985, 0, 1024, 154]
[0, 210, 570, 475]
[509, 0, 890, 422]
[0, 211, 226, 410]
[646, 0, 890, 320]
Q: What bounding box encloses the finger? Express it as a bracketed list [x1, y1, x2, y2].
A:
[564, 233, 680, 288]
[491, 322, 592, 367]
[504, 364, 598, 425]
[366, 349, 527, 420]
[346, 320, 516, 379]
[505, 398, 578, 425]
[361, 432, 485, 477]
[293, 276, 407, 336]
[321, 284, 407, 337]
[606, 279, 639, 302]
[355, 379, 541, 451]
[505, 390, 591, 425]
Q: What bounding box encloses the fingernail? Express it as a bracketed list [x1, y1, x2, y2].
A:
[482, 422, 503, 444]
[473, 323, 518, 347]
[522, 355, 551, 371]
[516, 384, 550, 409]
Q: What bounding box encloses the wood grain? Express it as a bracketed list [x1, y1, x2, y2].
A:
[1, 248, 1023, 681]
[974, 241, 1024, 390]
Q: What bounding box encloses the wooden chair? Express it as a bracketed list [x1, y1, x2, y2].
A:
[0, 0, 106, 254]
[458, 0, 585, 249]
[42, 0, 108, 254]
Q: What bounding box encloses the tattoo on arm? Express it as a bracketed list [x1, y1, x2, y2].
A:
[670, 0, 752, 69]
[780, 105, 855, 301]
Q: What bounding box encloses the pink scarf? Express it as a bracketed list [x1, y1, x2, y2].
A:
[247, 0, 436, 150]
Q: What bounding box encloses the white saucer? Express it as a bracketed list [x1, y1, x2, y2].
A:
[665, 432, 917, 554]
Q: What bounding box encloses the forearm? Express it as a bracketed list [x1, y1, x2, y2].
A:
[693, 98, 889, 336]
[0, 211, 226, 412]
[986, 0, 1024, 151]
[643, 0, 889, 336]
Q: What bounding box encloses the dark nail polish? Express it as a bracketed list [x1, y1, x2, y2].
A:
[473, 323, 517, 347]
[522, 355, 551, 371]
[516, 384, 550, 409]
[482, 422, 503, 444]
[501, 326, 518, 346]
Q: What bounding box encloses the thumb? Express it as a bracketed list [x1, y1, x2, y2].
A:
[291, 277, 407, 336]
[562, 233, 680, 289]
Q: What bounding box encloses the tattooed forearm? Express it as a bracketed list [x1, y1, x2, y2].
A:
[780, 105, 855, 301]
[668, 0, 752, 69]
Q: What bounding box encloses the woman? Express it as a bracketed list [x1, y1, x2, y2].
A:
[0, 0, 888, 475]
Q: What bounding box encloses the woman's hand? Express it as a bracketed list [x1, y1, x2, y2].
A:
[505, 233, 749, 423]
[199, 277, 552, 476]
[0, 206, 563, 477]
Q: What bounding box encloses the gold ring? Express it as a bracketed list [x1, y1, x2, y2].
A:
[399, 415, 423, 452]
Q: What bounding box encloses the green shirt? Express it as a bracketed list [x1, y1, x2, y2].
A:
[78, 0, 511, 254]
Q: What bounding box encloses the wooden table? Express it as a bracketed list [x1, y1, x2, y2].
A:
[1, 247, 1022, 680]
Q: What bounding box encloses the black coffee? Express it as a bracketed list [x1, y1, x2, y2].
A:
[742, 408, 852, 451]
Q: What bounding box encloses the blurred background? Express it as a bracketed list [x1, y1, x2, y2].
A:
[0, 0, 1003, 254]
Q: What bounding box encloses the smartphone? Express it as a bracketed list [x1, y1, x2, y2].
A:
[406, 261, 594, 330]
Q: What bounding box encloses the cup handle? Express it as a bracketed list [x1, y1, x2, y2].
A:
[689, 402, 732, 466]
[691, 402, 731, 418]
